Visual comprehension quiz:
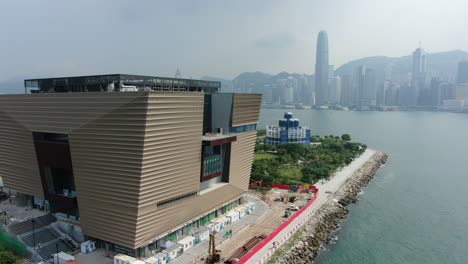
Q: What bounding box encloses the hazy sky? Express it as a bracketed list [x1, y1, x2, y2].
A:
[1, 0, 468, 81]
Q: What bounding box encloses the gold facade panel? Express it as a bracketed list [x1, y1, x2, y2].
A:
[231, 94, 262, 126]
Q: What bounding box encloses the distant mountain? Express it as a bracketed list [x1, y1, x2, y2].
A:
[230, 71, 311, 93]
[0, 79, 24, 94]
[200, 75, 231, 83]
[232, 71, 273, 93]
[335, 49, 468, 83]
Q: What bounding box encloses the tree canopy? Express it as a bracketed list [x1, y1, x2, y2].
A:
[341, 134, 351, 141]
[251, 135, 365, 185]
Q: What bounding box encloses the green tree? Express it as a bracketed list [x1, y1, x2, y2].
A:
[251, 133, 365, 185]
[301, 167, 313, 183]
[251, 159, 271, 182]
[277, 148, 287, 156]
[341, 134, 351, 141]
[0, 251, 17, 264]
[257, 129, 266, 137]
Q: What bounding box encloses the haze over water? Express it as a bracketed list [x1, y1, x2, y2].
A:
[259, 109, 468, 264]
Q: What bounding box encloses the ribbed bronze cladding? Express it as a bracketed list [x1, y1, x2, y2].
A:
[135, 184, 245, 248]
[134, 93, 205, 247]
[229, 131, 257, 190]
[69, 94, 149, 247]
[0, 92, 151, 247]
[0, 111, 43, 197]
[0, 91, 261, 249]
[231, 94, 262, 126]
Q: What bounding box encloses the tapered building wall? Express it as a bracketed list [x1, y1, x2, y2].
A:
[229, 94, 260, 192]
[0, 110, 43, 197]
[134, 93, 205, 247]
[232, 94, 262, 126]
[0, 92, 148, 199]
[0, 91, 261, 249]
[229, 131, 257, 190]
[69, 95, 149, 247]
[0, 92, 150, 247]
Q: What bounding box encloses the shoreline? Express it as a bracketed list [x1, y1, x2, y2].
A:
[269, 151, 388, 264]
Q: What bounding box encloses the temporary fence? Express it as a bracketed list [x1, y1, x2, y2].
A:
[249, 182, 316, 191]
[237, 186, 319, 264]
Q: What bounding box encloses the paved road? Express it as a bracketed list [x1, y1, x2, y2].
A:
[244, 149, 376, 264]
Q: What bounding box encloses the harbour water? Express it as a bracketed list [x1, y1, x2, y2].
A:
[259, 109, 468, 264]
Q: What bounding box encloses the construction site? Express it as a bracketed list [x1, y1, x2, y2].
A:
[221, 188, 314, 261]
[168, 186, 316, 264]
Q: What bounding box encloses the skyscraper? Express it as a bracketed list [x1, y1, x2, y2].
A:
[315, 31, 329, 106]
[353, 65, 376, 107]
[276, 77, 296, 104]
[457, 59, 468, 84]
[455, 83, 468, 105]
[412, 48, 427, 86]
[339, 75, 353, 106]
[376, 81, 389, 106]
[411, 47, 427, 105]
[353, 65, 366, 106]
[430, 77, 442, 106]
[329, 76, 341, 104]
[363, 68, 377, 106]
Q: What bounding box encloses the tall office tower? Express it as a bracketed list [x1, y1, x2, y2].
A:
[431, 77, 442, 106]
[377, 81, 390, 106]
[353, 66, 376, 107]
[282, 86, 294, 104]
[457, 59, 468, 84]
[263, 88, 274, 104]
[363, 68, 377, 106]
[411, 47, 427, 105]
[298, 75, 311, 104]
[315, 31, 329, 106]
[308, 75, 316, 105]
[328, 76, 341, 104]
[328, 65, 335, 80]
[353, 65, 366, 106]
[439, 82, 456, 104]
[286, 77, 300, 104]
[276, 78, 295, 104]
[455, 83, 468, 105]
[340, 75, 353, 106]
[384, 63, 393, 81]
[385, 83, 400, 106]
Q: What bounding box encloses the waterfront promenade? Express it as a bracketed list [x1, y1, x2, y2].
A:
[242, 149, 376, 264]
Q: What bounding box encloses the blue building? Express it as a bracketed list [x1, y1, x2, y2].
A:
[266, 112, 311, 145]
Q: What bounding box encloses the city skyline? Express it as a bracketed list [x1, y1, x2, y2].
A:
[1, 0, 468, 81]
[235, 43, 468, 111]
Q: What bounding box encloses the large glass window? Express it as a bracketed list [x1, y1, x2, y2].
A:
[229, 123, 257, 133]
[203, 155, 223, 176]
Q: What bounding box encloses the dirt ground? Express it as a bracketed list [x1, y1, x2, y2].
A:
[217, 188, 314, 259]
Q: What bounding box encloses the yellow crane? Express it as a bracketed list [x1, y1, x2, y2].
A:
[206, 231, 221, 263]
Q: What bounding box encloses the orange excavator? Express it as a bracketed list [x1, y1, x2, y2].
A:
[206, 231, 221, 263]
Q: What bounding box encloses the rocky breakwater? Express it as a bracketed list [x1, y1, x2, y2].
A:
[273, 151, 388, 264]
